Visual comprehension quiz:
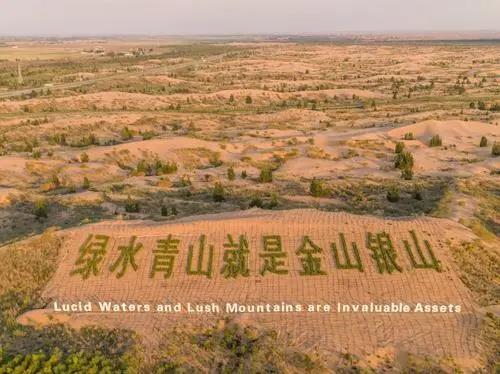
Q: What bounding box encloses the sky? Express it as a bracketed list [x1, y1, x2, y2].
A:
[0, 0, 499, 36]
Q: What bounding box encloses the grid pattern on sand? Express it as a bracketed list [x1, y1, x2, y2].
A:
[41, 210, 479, 357]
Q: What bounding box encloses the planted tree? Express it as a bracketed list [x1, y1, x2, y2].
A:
[34, 199, 49, 218]
[213, 182, 225, 202]
[120, 126, 133, 141]
[259, 168, 273, 183]
[125, 195, 140, 213]
[83, 176, 90, 190]
[394, 151, 414, 180]
[395, 142, 405, 154]
[492, 141, 500, 157]
[310, 178, 327, 197]
[386, 186, 400, 202]
[227, 166, 236, 181]
[429, 135, 442, 147]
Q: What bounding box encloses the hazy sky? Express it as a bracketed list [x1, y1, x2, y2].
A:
[0, 0, 499, 36]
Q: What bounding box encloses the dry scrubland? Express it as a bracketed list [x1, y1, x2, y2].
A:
[0, 38, 499, 372]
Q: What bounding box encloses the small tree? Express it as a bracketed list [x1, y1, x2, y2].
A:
[413, 184, 423, 201]
[241, 170, 247, 179]
[429, 135, 442, 147]
[394, 151, 414, 180]
[249, 197, 263, 208]
[259, 168, 273, 183]
[394, 142, 405, 154]
[310, 178, 326, 197]
[386, 186, 400, 202]
[82, 176, 90, 190]
[120, 126, 133, 140]
[213, 182, 225, 202]
[34, 199, 48, 218]
[80, 152, 89, 163]
[51, 174, 61, 189]
[267, 193, 278, 209]
[492, 141, 500, 156]
[125, 195, 140, 213]
[161, 205, 169, 216]
[227, 167, 235, 181]
[245, 95, 252, 104]
[479, 136, 488, 147]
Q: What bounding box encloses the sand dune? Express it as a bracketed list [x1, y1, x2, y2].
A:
[19, 209, 480, 359]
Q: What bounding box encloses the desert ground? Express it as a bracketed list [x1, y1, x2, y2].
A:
[0, 37, 498, 372]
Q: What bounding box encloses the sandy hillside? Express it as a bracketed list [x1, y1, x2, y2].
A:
[19, 209, 482, 361]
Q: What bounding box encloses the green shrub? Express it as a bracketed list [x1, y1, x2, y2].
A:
[245, 95, 252, 104]
[120, 126, 133, 141]
[209, 153, 223, 167]
[32, 150, 41, 159]
[403, 132, 414, 140]
[429, 134, 442, 147]
[386, 186, 400, 202]
[213, 182, 225, 202]
[267, 193, 279, 209]
[33, 199, 49, 218]
[125, 195, 140, 213]
[249, 197, 263, 208]
[413, 184, 423, 200]
[394, 142, 405, 154]
[51, 174, 61, 189]
[395, 151, 414, 179]
[80, 152, 89, 163]
[227, 167, 235, 181]
[492, 142, 500, 156]
[241, 170, 247, 179]
[259, 168, 273, 183]
[310, 178, 327, 197]
[83, 176, 90, 190]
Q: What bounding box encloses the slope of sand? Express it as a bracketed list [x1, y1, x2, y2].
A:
[388, 120, 500, 143]
[21, 209, 481, 360]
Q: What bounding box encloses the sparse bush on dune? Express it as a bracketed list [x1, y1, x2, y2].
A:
[80, 152, 89, 163]
[82, 176, 90, 190]
[259, 168, 273, 183]
[429, 134, 442, 147]
[386, 185, 400, 202]
[33, 199, 49, 218]
[227, 166, 235, 181]
[394, 141, 405, 154]
[125, 195, 140, 213]
[404, 132, 414, 140]
[394, 150, 414, 180]
[212, 182, 225, 202]
[492, 142, 500, 156]
[310, 178, 328, 197]
[120, 126, 134, 141]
